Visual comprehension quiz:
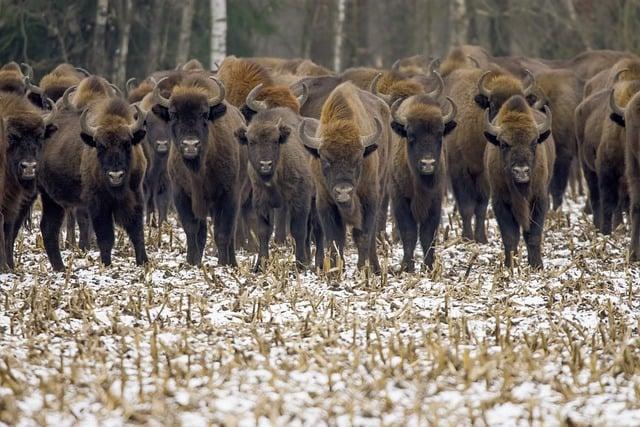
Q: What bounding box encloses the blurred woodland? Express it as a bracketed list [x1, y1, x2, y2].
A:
[2, 0, 640, 84]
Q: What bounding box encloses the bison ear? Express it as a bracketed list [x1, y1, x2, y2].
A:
[537, 129, 551, 144]
[152, 105, 170, 122]
[240, 105, 256, 123]
[303, 145, 320, 158]
[80, 132, 96, 148]
[132, 129, 146, 145]
[474, 94, 490, 110]
[235, 128, 248, 145]
[610, 112, 626, 128]
[44, 123, 58, 139]
[278, 125, 291, 144]
[390, 121, 407, 138]
[363, 143, 378, 157]
[208, 103, 227, 121]
[444, 120, 457, 136]
[483, 132, 500, 146]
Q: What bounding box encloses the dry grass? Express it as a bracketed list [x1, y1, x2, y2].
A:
[1, 194, 639, 426]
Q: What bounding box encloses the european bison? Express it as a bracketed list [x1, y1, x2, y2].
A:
[484, 96, 554, 268]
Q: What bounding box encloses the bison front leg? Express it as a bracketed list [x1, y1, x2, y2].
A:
[90, 204, 115, 267]
[273, 207, 288, 245]
[0, 212, 7, 272]
[599, 170, 619, 235]
[5, 198, 36, 269]
[393, 196, 417, 273]
[309, 202, 324, 270]
[40, 190, 66, 272]
[451, 175, 475, 241]
[290, 204, 310, 270]
[630, 202, 640, 262]
[474, 191, 489, 244]
[420, 202, 442, 270]
[354, 198, 380, 274]
[318, 203, 345, 270]
[65, 210, 77, 249]
[120, 202, 148, 266]
[493, 200, 520, 269]
[76, 208, 93, 251]
[550, 153, 572, 210]
[213, 193, 239, 267]
[523, 199, 547, 269]
[583, 166, 600, 229]
[253, 207, 272, 272]
[174, 189, 207, 266]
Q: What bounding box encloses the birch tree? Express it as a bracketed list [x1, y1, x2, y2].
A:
[176, 0, 195, 65]
[334, 0, 347, 72]
[210, 0, 227, 69]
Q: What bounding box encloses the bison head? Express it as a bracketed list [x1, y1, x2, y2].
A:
[152, 76, 227, 169]
[2, 97, 57, 188]
[235, 117, 291, 182]
[143, 106, 171, 156]
[474, 70, 536, 121]
[80, 102, 146, 189]
[391, 95, 457, 176]
[299, 117, 381, 206]
[484, 96, 551, 185]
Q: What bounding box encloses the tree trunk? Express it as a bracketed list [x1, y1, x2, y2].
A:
[489, 0, 511, 56]
[176, 0, 196, 66]
[91, 0, 110, 74]
[146, 0, 166, 75]
[300, 0, 321, 58]
[333, 0, 347, 72]
[210, 0, 227, 69]
[452, 0, 467, 45]
[114, 0, 133, 87]
[354, 0, 369, 66]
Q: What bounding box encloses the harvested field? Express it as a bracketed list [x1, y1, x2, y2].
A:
[1, 195, 639, 426]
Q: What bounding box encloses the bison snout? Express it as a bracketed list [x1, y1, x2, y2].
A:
[181, 138, 200, 159]
[156, 139, 169, 154]
[20, 161, 37, 179]
[259, 160, 273, 174]
[333, 183, 354, 204]
[107, 170, 125, 186]
[512, 165, 531, 183]
[419, 158, 436, 174]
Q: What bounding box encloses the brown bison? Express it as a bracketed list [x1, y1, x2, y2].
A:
[0, 93, 57, 270]
[389, 93, 457, 272]
[152, 74, 245, 266]
[38, 63, 87, 102]
[484, 96, 554, 268]
[298, 82, 391, 273]
[0, 62, 28, 95]
[38, 97, 148, 271]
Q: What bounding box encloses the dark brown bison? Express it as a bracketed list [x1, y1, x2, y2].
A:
[298, 82, 391, 273]
[0, 93, 57, 270]
[38, 97, 148, 271]
[216, 57, 274, 108]
[152, 74, 245, 266]
[389, 93, 457, 272]
[484, 96, 554, 268]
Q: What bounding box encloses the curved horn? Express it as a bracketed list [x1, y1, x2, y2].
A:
[360, 118, 382, 148]
[23, 75, 43, 96]
[537, 105, 552, 134]
[126, 77, 137, 94]
[391, 59, 402, 72]
[75, 67, 91, 77]
[442, 96, 457, 123]
[609, 88, 625, 118]
[152, 77, 170, 108]
[297, 83, 309, 107]
[427, 70, 444, 99]
[298, 118, 322, 150]
[207, 76, 226, 106]
[175, 63, 183, 71]
[522, 69, 535, 96]
[613, 68, 629, 84]
[42, 97, 57, 126]
[61, 85, 78, 112]
[467, 56, 480, 68]
[370, 73, 391, 104]
[109, 83, 123, 97]
[245, 83, 267, 112]
[477, 71, 492, 98]
[390, 97, 407, 126]
[427, 57, 441, 75]
[20, 62, 34, 79]
[129, 104, 145, 133]
[483, 109, 501, 136]
[80, 108, 98, 138]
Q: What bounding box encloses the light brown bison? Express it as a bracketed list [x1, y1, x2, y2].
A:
[484, 96, 554, 268]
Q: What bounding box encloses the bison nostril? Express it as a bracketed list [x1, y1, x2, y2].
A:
[420, 159, 436, 166]
[260, 160, 273, 167]
[182, 139, 199, 147]
[108, 170, 125, 179]
[21, 161, 37, 169]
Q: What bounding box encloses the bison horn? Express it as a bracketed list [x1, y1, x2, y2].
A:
[613, 68, 629, 83]
[175, 63, 183, 71]
[20, 62, 34, 79]
[75, 67, 91, 77]
[390, 97, 407, 127]
[109, 83, 123, 97]
[80, 108, 98, 138]
[61, 85, 78, 112]
[297, 83, 309, 107]
[391, 59, 402, 72]
[442, 96, 457, 124]
[129, 104, 146, 134]
[152, 77, 171, 108]
[427, 70, 444, 99]
[23, 75, 43, 96]
[370, 73, 391, 104]
[298, 118, 322, 150]
[522, 69, 535, 96]
[42, 97, 57, 126]
[483, 109, 501, 137]
[126, 77, 137, 94]
[477, 71, 492, 98]
[467, 56, 480, 68]
[245, 83, 267, 112]
[609, 88, 625, 118]
[360, 118, 382, 148]
[207, 76, 226, 106]
[537, 105, 552, 135]
[427, 57, 441, 75]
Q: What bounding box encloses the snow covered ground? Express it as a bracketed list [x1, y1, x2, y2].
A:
[1, 194, 639, 426]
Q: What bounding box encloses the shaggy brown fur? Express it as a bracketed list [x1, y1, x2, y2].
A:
[216, 57, 274, 107]
[295, 59, 332, 77]
[440, 46, 490, 77]
[39, 63, 84, 101]
[618, 90, 640, 260]
[291, 75, 344, 119]
[128, 80, 154, 103]
[484, 95, 555, 268]
[538, 49, 638, 80]
[72, 76, 114, 109]
[181, 59, 205, 71]
[340, 67, 382, 90]
[584, 58, 640, 98]
[0, 62, 26, 95]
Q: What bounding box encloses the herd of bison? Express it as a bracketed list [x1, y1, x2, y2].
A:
[1, 45, 639, 275]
